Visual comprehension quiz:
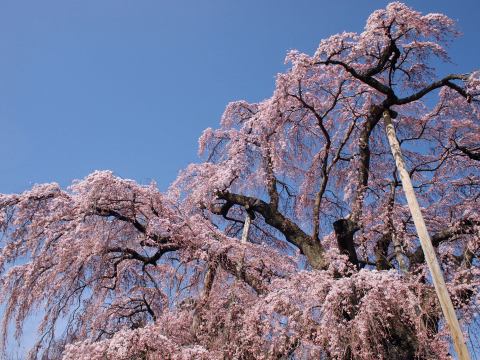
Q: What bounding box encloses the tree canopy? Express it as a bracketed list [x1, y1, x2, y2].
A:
[1, 2, 479, 359]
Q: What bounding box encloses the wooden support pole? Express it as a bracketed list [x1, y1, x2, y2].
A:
[383, 110, 470, 360]
[392, 232, 408, 273]
[241, 212, 252, 243]
[389, 182, 408, 273]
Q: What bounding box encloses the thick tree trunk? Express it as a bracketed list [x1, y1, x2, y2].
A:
[333, 219, 359, 268]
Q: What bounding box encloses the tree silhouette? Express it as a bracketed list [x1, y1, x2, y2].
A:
[1, 2, 479, 359]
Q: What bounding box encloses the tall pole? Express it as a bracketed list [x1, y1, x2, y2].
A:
[383, 110, 470, 360]
[241, 212, 252, 243]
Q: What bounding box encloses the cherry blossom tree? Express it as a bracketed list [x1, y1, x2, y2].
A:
[1, 3, 479, 359]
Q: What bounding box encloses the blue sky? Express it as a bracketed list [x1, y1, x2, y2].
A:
[0, 0, 479, 194]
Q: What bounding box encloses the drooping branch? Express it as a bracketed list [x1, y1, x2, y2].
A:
[95, 207, 166, 244]
[290, 80, 346, 242]
[97, 205, 271, 293]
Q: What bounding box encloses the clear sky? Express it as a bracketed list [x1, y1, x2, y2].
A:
[1, 1, 480, 355]
[0, 0, 479, 195]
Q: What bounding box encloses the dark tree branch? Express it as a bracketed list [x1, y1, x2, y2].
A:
[409, 218, 480, 266]
[107, 245, 179, 266]
[216, 191, 327, 269]
[453, 140, 480, 161]
[316, 59, 395, 97]
[395, 74, 469, 105]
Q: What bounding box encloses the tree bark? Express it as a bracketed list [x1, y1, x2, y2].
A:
[333, 219, 360, 268]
